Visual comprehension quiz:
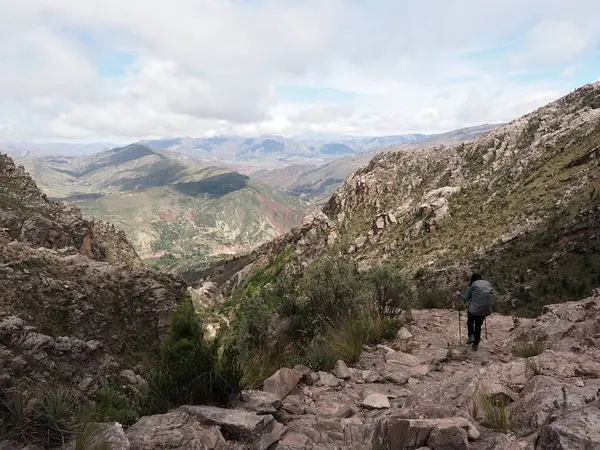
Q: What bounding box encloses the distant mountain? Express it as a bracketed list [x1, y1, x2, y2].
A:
[255, 124, 502, 204]
[139, 133, 434, 167]
[0, 141, 116, 157]
[14, 145, 309, 267]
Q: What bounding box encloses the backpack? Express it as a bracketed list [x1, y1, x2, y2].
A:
[468, 279, 493, 316]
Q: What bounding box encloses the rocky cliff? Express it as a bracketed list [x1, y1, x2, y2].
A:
[0, 154, 189, 426]
[194, 81, 600, 315]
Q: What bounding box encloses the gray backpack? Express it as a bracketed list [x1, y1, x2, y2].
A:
[468, 279, 493, 316]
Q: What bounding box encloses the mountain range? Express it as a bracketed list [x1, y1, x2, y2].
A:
[139, 126, 500, 169]
[12, 124, 500, 268]
[253, 124, 502, 204]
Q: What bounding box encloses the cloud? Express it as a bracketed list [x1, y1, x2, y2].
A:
[0, 0, 600, 142]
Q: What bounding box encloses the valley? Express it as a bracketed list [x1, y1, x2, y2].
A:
[13, 144, 310, 270]
[12, 125, 499, 271]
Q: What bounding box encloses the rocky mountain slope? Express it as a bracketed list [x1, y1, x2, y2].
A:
[6, 291, 600, 449]
[194, 82, 600, 315]
[0, 154, 189, 430]
[14, 145, 309, 266]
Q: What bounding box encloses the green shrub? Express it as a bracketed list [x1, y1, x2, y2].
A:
[1, 388, 27, 441]
[241, 345, 303, 389]
[38, 387, 78, 446]
[367, 265, 415, 320]
[300, 259, 362, 326]
[143, 302, 242, 414]
[525, 357, 543, 376]
[89, 388, 139, 426]
[380, 317, 402, 341]
[307, 337, 340, 372]
[417, 290, 449, 309]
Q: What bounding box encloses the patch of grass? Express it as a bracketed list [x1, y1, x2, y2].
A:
[511, 338, 545, 358]
[307, 313, 384, 371]
[417, 290, 451, 309]
[70, 421, 111, 450]
[241, 345, 303, 390]
[478, 393, 513, 432]
[39, 386, 78, 447]
[394, 340, 415, 354]
[380, 317, 403, 341]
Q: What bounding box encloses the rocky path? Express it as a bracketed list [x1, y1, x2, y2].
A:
[4, 293, 600, 450]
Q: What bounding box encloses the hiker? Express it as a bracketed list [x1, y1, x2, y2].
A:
[456, 273, 493, 351]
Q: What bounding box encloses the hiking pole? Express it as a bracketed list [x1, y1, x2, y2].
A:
[458, 308, 462, 344]
[484, 317, 488, 340]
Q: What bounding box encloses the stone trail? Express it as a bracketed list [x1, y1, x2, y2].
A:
[3, 292, 595, 449]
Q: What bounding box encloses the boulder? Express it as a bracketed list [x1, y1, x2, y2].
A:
[427, 425, 468, 450]
[181, 405, 276, 441]
[332, 360, 351, 379]
[362, 370, 382, 383]
[373, 416, 480, 450]
[397, 327, 414, 340]
[315, 398, 355, 418]
[536, 402, 600, 449]
[318, 371, 343, 388]
[126, 409, 227, 450]
[257, 419, 286, 450]
[282, 395, 306, 415]
[292, 365, 311, 378]
[86, 422, 130, 450]
[277, 431, 309, 449]
[236, 390, 282, 415]
[263, 368, 300, 399]
[361, 393, 391, 409]
[355, 236, 368, 249]
[383, 370, 409, 386]
[385, 351, 422, 367]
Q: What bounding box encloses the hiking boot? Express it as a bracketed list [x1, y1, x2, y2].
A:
[466, 335, 474, 345]
[472, 343, 479, 351]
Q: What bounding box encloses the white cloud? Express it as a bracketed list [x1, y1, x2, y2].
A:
[0, 0, 599, 141]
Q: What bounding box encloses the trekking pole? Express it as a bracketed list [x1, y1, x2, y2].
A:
[484, 317, 488, 340]
[458, 308, 462, 344]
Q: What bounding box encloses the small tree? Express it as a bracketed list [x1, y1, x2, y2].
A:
[367, 265, 415, 320]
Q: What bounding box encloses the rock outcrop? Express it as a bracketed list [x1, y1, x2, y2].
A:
[0, 154, 189, 418]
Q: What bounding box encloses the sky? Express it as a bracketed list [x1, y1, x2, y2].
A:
[1, 0, 600, 143]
